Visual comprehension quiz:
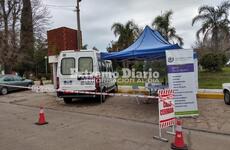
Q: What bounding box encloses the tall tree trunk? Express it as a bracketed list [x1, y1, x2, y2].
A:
[11, 1, 21, 63]
[20, 0, 34, 74]
[1, 0, 11, 73]
[212, 27, 219, 52]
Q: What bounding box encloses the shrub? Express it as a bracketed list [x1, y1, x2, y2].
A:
[200, 53, 227, 72]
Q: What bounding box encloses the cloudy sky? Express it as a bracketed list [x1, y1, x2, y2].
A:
[42, 0, 224, 51]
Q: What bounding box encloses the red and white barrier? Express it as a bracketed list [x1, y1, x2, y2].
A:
[153, 89, 175, 142]
[0, 84, 159, 99]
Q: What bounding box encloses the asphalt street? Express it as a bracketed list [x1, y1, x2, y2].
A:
[0, 91, 230, 150]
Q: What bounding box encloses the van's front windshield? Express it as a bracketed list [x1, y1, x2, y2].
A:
[78, 57, 93, 73]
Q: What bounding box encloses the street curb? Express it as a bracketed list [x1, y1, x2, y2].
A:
[197, 93, 224, 99]
[118, 89, 149, 95]
[118, 88, 224, 100]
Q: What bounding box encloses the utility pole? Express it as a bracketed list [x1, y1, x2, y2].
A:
[76, 0, 82, 50]
[44, 56, 48, 76]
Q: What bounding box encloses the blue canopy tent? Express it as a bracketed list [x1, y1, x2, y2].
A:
[101, 26, 181, 60]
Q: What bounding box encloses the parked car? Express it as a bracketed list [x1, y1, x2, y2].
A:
[57, 50, 118, 104]
[223, 83, 230, 105]
[0, 75, 34, 95]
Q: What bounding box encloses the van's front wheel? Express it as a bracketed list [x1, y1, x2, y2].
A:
[63, 98, 72, 104]
[113, 84, 118, 93]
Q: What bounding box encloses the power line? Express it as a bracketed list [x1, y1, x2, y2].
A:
[45, 4, 76, 11]
[45, 4, 75, 8]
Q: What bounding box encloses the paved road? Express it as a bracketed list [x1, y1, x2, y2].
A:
[1, 91, 230, 134]
[0, 97, 230, 150]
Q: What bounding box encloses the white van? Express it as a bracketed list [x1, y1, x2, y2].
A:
[57, 50, 118, 104]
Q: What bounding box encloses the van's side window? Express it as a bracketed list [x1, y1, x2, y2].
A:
[109, 64, 113, 72]
[105, 62, 112, 72]
[61, 58, 75, 75]
[106, 63, 110, 72]
[102, 61, 106, 72]
[78, 57, 93, 73]
[98, 61, 103, 72]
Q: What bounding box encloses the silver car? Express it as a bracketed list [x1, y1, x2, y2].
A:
[223, 83, 230, 105]
[0, 75, 34, 95]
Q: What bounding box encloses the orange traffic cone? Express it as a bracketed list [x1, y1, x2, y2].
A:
[171, 119, 188, 150]
[35, 107, 48, 125]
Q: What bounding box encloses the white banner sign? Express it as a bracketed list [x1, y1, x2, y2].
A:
[166, 49, 199, 117]
[158, 89, 175, 129]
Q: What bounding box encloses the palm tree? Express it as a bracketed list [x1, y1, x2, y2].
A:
[111, 20, 140, 51]
[81, 44, 88, 50]
[152, 10, 184, 46]
[192, 1, 230, 52]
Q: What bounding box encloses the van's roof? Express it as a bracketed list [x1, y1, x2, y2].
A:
[80, 50, 99, 52]
[60, 50, 99, 54]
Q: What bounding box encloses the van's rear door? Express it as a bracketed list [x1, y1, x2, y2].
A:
[58, 51, 97, 92]
[58, 52, 77, 91]
[75, 51, 97, 91]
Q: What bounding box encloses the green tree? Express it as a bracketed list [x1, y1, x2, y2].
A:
[200, 53, 227, 72]
[192, 1, 230, 52]
[92, 46, 99, 51]
[152, 10, 183, 46]
[34, 40, 50, 79]
[111, 20, 140, 51]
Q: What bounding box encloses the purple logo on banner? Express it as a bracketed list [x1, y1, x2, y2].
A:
[167, 64, 194, 74]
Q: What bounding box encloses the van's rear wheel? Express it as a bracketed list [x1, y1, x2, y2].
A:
[224, 91, 230, 105]
[63, 98, 72, 104]
[101, 93, 106, 103]
[97, 89, 106, 103]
